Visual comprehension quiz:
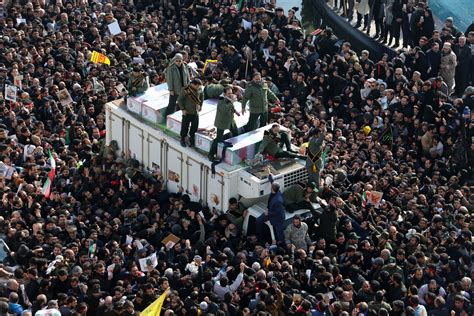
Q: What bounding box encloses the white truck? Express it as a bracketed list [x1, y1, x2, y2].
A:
[105, 88, 320, 237]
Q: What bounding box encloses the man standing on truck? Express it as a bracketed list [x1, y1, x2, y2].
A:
[256, 180, 286, 246]
[241, 72, 280, 132]
[165, 53, 191, 121]
[257, 124, 306, 160]
[306, 127, 326, 190]
[177, 79, 203, 147]
[208, 86, 240, 161]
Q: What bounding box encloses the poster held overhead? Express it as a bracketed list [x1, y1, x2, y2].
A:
[108, 21, 122, 36]
[5, 85, 17, 102]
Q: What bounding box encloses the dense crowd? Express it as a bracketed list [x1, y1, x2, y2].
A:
[0, 0, 473, 316]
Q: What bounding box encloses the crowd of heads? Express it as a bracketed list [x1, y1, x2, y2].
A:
[0, 0, 473, 315]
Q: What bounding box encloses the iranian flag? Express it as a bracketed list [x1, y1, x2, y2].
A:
[361, 191, 371, 207]
[41, 150, 56, 198]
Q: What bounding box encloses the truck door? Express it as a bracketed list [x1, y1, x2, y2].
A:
[107, 110, 125, 152]
[145, 134, 163, 173]
[205, 167, 225, 213]
[185, 157, 202, 202]
[128, 122, 144, 163]
[165, 142, 184, 194]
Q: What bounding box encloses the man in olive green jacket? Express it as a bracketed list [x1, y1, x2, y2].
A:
[208, 86, 240, 161]
[283, 182, 319, 213]
[204, 83, 226, 100]
[127, 65, 149, 96]
[165, 53, 191, 121]
[241, 72, 280, 132]
[203, 79, 233, 99]
[177, 79, 203, 147]
[257, 124, 306, 159]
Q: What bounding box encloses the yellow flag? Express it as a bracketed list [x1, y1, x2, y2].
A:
[203, 59, 218, 74]
[90, 51, 111, 65]
[299, 142, 309, 155]
[140, 289, 169, 316]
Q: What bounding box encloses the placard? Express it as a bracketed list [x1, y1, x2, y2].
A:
[108, 21, 122, 36]
[5, 85, 17, 102]
[16, 18, 26, 26]
[161, 233, 180, 250]
[138, 252, 158, 272]
[57, 89, 73, 106]
[14, 75, 23, 90]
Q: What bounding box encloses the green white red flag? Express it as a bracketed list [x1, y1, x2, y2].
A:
[41, 150, 56, 198]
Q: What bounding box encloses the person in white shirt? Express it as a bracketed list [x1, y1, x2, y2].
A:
[213, 263, 245, 301]
[418, 279, 446, 305]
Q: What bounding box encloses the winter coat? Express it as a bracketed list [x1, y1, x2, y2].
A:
[440, 50, 457, 82]
[284, 222, 312, 251]
[454, 44, 471, 68]
[267, 191, 286, 226]
[283, 184, 318, 205]
[426, 49, 442, 78]
[384, 0, 395, 25]
[214, 96, 236, 130]
[258, 132, 283, 156]
[177, 86, 204, 115]
[370, 0, 385, 19]
[204, 84, 225, 99]
[314, 208, 338, 242]
[241, 81, 278, 114]
[165, 61, 191, 95]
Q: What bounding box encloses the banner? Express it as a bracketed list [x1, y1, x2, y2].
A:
[203, 59, 218, 74]
[379, 125, 393, 150]
[362, 191, 383, 208]
[140, 289, 170, 316]
[90, 51, 111, 65]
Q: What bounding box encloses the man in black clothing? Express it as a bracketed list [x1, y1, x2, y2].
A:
[426, 42, 442, 79]
[317, 28, 338, 57]
[25, 268, 41, 304]
[391, 0, 404, 48]
[453, 36, 472, 96]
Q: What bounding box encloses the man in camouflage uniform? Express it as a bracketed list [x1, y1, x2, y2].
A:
[284, 214, 312, 251]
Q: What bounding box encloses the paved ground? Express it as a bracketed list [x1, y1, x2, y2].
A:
[429, 0, 472, 32]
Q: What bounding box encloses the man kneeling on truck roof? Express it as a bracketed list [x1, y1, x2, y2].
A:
[283, 181, 319, 213]
[268, 173, 318, 213]
[257, 124, 306, 160]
